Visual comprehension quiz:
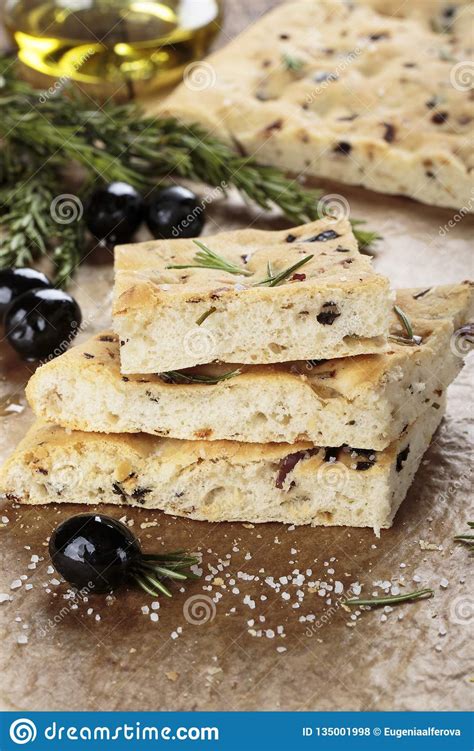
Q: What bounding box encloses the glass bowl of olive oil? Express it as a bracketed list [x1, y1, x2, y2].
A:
[5, 0, 223, 98]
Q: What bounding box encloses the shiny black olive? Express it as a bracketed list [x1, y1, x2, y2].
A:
[49, 514, 141, 593]
[0, 267, 52, 322]
[5, 288, 82, 361]
[49, 513, 200, 597]
[146, 186, 204, 240]
[85, 182, 144, 246]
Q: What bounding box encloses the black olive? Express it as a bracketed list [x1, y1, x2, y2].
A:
[334, 141, 352, 155]
[317, 301, 341, 325]
[0, 267, 52, 322]
[396, 446, 410, 472]
[306, 230, 341, 242]
[49, 514, 199, 597]
[431, 111, 449, 125]
[85, 182, 144, 246]
[146, 186, 204, 240]
[49, 514, 141, 593]
[5, 288, 82, 361]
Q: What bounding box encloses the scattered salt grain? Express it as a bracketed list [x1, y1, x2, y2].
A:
[10, 580, 22, 590]
[17, 634, 28, 645]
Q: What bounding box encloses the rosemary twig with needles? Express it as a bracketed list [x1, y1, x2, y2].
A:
[282, 53, 305, 72]
[167, 240, 253, 276]
[257, 254, 313, 286]
[0, 55, 378, 283]
[160, 369, 241, 385]
[389, 306, 423, 346]
[343, 588, 434, 608]
[454, 521, 474, 552]
[168, 240, 313, 286]
[130, 551, 200, 598]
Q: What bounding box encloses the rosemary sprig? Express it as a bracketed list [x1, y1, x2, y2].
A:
[389, 306, 423, 346]
[130, 551, 200, 597]
[160, 369, 241, 385]
[0, 55, 378, 283]
[343, 588, 434, 607]
[196, 306, 217, 325]
[394, 305, 414, 339]
[257, 254, 313, 286]
[282, 53, 305, 72]
[168, 241, 313, 286]
[454, 521, 474, 552]
[167, 240, 253, 276]
[0, 170, 84, 282]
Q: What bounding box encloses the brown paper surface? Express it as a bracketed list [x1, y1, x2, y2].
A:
[0, 1, 472, 712]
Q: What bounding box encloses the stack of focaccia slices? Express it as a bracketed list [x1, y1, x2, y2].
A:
[0, 215, 472, 534]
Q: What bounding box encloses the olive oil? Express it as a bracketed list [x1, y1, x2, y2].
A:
[5, 0, 222, 98]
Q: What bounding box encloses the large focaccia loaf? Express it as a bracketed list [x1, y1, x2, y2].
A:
[157, 0, 473, 210]
[26, 282, 473, 449]
[113, 218, 391, 373]
[0, 397, 445, 534]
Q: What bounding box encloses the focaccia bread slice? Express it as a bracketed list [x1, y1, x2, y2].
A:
[0, 397, 446, 534]
[113, 218, 391, 373]
[26, 282, 472, 449]
[157, 0, 472, 211]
